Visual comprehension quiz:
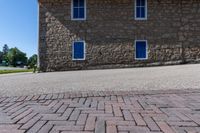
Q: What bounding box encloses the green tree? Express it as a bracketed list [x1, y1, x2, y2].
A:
[28, 54, 37, 68]
[0, 51, 3, 64]
[3, 44, 9, 55]
[2, 44, 9, 63]
[7, 47, 28, 67]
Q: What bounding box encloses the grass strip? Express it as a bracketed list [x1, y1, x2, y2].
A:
[0, 69, 33, 74]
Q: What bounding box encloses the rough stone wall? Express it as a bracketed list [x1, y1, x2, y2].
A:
[38, 0, 200, 72]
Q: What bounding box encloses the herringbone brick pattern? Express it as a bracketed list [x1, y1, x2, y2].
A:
[0, 90, 200, 133]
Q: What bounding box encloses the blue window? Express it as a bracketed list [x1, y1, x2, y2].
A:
[72, 0, 86, 20]
[135, 40, 148, 59]
[73, 41, 85, 60]
[135, 0, 147, 20]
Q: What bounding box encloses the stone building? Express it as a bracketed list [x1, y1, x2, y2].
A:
[38, 0, 200, 72]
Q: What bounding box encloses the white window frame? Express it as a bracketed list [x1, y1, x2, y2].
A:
[135, 40, 148, 60]
[72, 41, 86, 60]
[71, 0, 87, 21]
[135, 0, 148, 20]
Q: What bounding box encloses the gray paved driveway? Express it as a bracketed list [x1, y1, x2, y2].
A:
[0, 64, 200, 97]
[0, 66, 26, 70]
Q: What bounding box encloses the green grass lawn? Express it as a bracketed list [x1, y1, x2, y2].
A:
[0, 69, 33, 74]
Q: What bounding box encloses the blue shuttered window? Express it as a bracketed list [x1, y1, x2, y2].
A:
[135, 0, 147, 20]
[73, 41, 85, 60]
[72, 0, 86, 20]
[135, 41, 148, 59]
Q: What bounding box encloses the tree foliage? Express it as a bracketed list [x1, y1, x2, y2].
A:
[0, 51, 3, 64]
[28, 54, 37, 68]
[7, 47, 28, 67]
[3, 44, 9, 55]
[0, 44, 37, 67]
[2, 44, 9, 63]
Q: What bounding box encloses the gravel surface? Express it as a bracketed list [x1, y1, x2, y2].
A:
[0, 64, 200, 97]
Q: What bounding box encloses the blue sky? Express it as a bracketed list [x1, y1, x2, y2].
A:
[0, 0, 38, 57]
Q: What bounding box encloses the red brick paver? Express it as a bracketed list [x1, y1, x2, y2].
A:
[0, 89, 200, 133]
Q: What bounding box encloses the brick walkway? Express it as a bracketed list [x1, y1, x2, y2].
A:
[0, 89, 200, 133]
